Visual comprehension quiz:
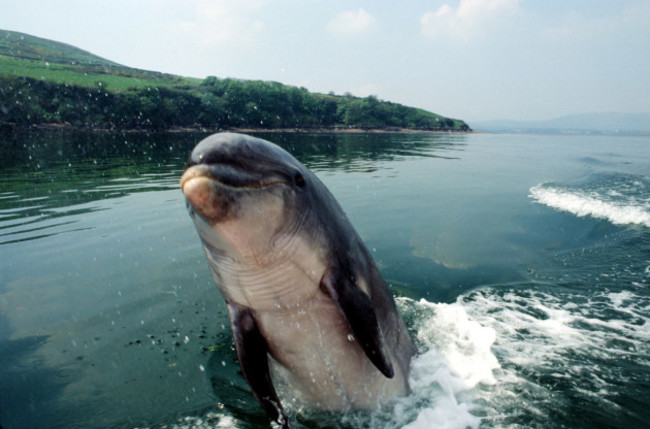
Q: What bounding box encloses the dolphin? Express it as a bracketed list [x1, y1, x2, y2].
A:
[180, 133, 416, 427]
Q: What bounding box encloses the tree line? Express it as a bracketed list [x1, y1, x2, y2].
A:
[0, 75, 470, 131]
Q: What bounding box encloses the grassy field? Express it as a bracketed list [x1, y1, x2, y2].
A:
[0, 30, 200, 92]
[1, 29, 119, 66]
[0, 55, 201, 91]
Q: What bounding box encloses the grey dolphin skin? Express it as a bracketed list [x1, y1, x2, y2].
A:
[180, 133, 416, 428]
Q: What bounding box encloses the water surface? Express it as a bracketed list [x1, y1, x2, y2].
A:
[1, 130, 648, 428]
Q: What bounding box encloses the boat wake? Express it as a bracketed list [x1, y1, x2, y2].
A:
[529, 173, 650, 227]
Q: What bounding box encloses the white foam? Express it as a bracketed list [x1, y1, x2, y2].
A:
[374, 298, 500, 429]
[456, 287, 650, 425]
[150, 286, 649, 428]
[607, 290, 635, 307]
[401, 397, 479, 429]
[530, 185, 650, 227]
[135, 412, 239, 429]
[413, 299, 499, 389]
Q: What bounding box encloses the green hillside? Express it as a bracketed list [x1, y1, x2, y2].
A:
[0, 30, 197, 89]
[0, 30, 120, 66]
[0, 29, 470, 132]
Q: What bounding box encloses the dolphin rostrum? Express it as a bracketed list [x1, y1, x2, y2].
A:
[180, 133, 416, 427]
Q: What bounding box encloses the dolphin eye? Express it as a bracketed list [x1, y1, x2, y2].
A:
[294, 172, 306, 188]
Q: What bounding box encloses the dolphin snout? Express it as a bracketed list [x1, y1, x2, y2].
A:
[181, 165, 229, 222]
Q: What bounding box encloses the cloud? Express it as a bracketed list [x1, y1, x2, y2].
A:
[328, 8, 376, 36]
[421, 0, 520, 40]
[176, 0, 266, 45]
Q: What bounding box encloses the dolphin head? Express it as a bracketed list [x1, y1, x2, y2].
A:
[180, 133, 312, 266]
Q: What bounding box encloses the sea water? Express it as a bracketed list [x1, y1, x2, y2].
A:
[1, 131, 648, 428]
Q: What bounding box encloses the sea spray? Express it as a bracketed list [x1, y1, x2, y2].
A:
[457, 286, 650, 427]
[362, 298, 500, 429]
[152, 297, 500, 429]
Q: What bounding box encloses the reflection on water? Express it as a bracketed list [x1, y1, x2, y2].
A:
[0, 131, 466, 245]
[255, 132, 466, 172]
[1, 333, 67, 428]
[0, 132, 197, 244]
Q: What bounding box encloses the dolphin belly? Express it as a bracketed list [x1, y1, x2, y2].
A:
[257, 291, 410, 410]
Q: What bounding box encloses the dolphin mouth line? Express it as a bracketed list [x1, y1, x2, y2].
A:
[180, 164, 286, 192]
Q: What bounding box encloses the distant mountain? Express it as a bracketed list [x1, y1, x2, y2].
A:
[0, 29, 470, 132]
[472, 112, 650, 134]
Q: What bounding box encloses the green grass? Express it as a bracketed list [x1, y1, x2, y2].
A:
[0, 54, 200, 91]
[1, 29, 119, 67]
[0, 29, 201, 92]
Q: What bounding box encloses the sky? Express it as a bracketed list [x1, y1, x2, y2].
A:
[1, 0, 649, 123]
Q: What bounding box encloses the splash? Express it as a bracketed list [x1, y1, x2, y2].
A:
[458, 286, 650, 427]
[363, 298, 499, 429]
[139, 297, 500, 429]
[134, 412, 239, 429]
[140, 281, 650, 428]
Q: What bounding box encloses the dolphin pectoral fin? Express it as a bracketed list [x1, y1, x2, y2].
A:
[227, 302, 292, 429]
[320, 268, 395, 379]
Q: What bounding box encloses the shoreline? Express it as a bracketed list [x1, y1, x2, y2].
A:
[1, 122, 474, 134]
[230, 127, 473, 134]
